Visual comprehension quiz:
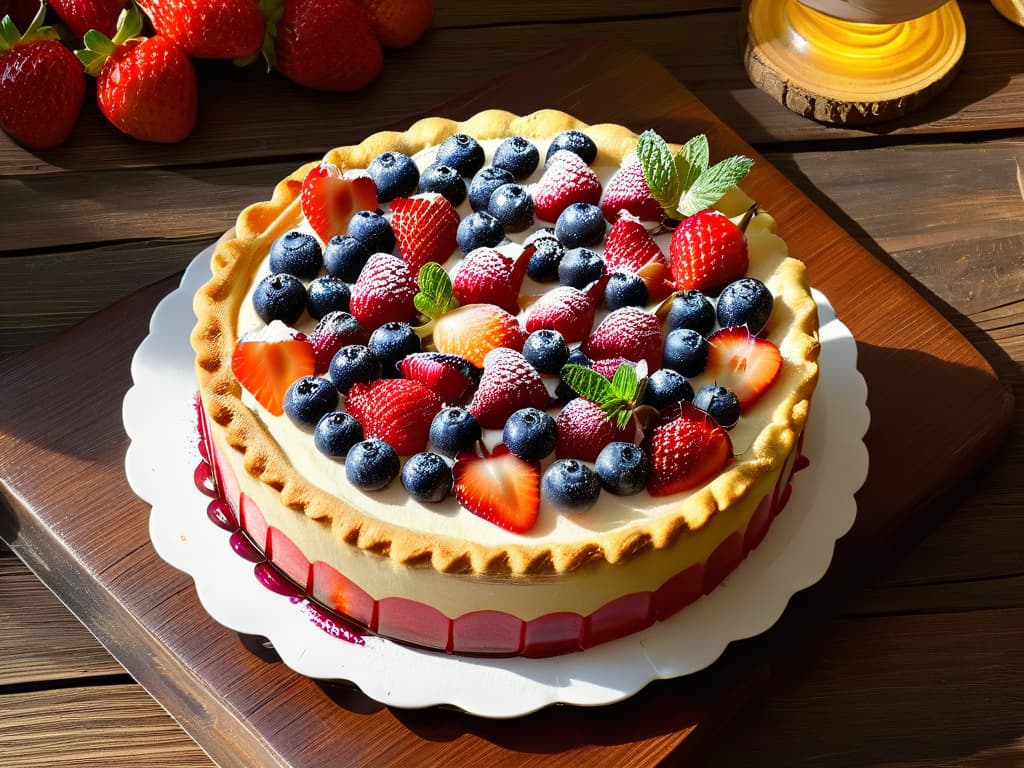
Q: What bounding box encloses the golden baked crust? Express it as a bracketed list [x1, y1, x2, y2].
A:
[192, 109, 820, 577]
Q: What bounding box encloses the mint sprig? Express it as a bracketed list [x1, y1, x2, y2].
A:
[414, 262, 458, 320]
[636, 130, 753, 221]
[560, 362, 644, 430]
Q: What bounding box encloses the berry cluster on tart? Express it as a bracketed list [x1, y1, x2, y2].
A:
[192, 110, 820, 657]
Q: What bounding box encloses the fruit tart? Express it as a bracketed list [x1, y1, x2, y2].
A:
[192, 109, 820, 657]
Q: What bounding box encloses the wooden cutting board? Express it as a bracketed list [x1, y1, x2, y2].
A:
[0, 44, 1013, 767]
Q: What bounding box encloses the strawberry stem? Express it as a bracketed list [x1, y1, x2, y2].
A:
[737, 203, 759, 234]
[0, 2, 58, 52]
[75, 3, 144, 76]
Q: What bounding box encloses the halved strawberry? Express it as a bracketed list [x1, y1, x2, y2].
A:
[533, 150, 602, 223]
[554, 397, 636, 463]
[582, 306, 662, 371]
[345, 378, 442, 455]
[452, 445, 540, 533]
[309, 311, 368, 373]
[397, 352, 476, 404]
[431, 303, 526, 368]
[644, 401, 732, 496]
[600, 159, 661, 224]
[452, 246, 528, 316]
[390, 193, 460, 275]
[468, 347, 548, 430]
[349, 253, 417, 330]
[603, 212, 673, 301]
[301, 162, 378, 244]
[669, 208, 748, 293]
[231, 322, 315, 416]
[705, 327, 782, 408]
[523, 285, 595, 344]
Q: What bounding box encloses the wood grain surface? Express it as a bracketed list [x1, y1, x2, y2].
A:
[1, 1, 1022, 766]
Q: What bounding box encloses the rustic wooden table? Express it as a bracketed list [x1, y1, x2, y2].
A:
[2, 2, 1022, 766]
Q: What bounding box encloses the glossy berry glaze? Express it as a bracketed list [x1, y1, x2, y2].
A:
[192, 394, 807, 657]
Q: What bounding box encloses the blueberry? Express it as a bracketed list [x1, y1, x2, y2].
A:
[567, 347, 591, 367]
[503, 408, 557, 461]
[306, 276, 350, 319]
[368, 151, 419, 202]
[468, 166, 515, 212]
[595, 442, 650, 495]
[523, 227, 557, 246]
[328, 344, 381, 393]
[346, 438, 400, 490]
[557, 247, 604, 289]
[314, 411, 364, 457]
[418, 163, 467, 206]
[283, 376, 338, 428]
[429, 407, 481, 457]
[488, 183, 535, 232]
[642, 368, 694, 410]
[663, 290, 715, 335]
[526, 237, 565, 282]
[542, 459, 601, 512]
[312, 310, 367, 348]
[663, 328, 709, 377]
[555, 202, 605, 248]
[492, 136, 539, 180]
[269, 231, 323, 280]
[347, 210, 395, 255]
[368, 321, 420, 377]
[693, 384, 741, 428]
[436, 133, 485, 177]
[401, 451, 453, 503]
[252, 273, 307, 324]
[523, 329, 569, 374]
[716, 278, 774, 334]
[457, 211, 505, 253]
[323, 235, 371, 282]
[605, 272, 648, 310]
[545, 130, 597, 165]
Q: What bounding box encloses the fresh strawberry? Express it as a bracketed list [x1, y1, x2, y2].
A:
[452, 445, 540, 533]
[348, 253, 418, 330]
[390, 193, 460, 275]
[705, 327, 782, 408]
[582, 307, 662, 371]
[0, 5, 85, 150]
[138, 0, 264, 59]
[644, 401, 732, 496]
[523, 286, 595, 344]
[467, 348, 548, 430]
[669, 209, 749, 293]
[532, 149, 602, 223]
[398, 352, 476, 404]
[272, 0, 383, 93]
[309, 311, 368, 373]
[76, 5, 197, 143]
[431, 303, 526, 368]
[50, 0, 127, 39]
[554, 397, 635, 463]
[589, 357, 635, 381]
[301, 162, 378, 244]
[452, 246, 528, 316]
[354, 0, 432, 48]
[231, 321, 315, 416]
[345, 378, 442, 455]
[602, 212, 673, 301]
[600, 158, 661, 224]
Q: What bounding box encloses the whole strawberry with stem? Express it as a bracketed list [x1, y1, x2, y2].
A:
[50, 0, 128, 39]
[0, 3, 86, 149]
[76, 4, 197, 143]
[354, 0, 432, 49]
[138, 0, 265, 59]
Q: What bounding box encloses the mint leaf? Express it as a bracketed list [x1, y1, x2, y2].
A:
[678, 155, 753, 218]
[675, 134, 709, 193]
[414, 262, 457, 320]
[560, 364, 613, 405]
[608, 402, 635, 431]
[636, 130, 680, 213]
[610, 363, 639, 402]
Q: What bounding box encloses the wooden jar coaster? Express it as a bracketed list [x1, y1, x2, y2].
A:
[744, 0, 966, 125]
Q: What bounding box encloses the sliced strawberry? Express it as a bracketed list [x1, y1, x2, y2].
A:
[533, 150, 602, 223]
[582, 307, 662, 371]
[309, 311, 368, 373]
[604, 212, 666, 273]
[644, 401, 732, 496]
[468, 348, 548, 430]
[301, 162, 378, 243]
[600, 159, 662, 224]
[554, 397, 636, 463]
[398, 352, 477, 404]
[636, 258, 674, 302]
[452, 246, 528, 316]
[431, 303, 526, 368]
[705, 327, 782, 408]
[523, 285, 595, 344]
[452, 445, 540, 533]
[390, 193, 460, 275]
[349, 253, 417, 330]
[231, 322, 315, 416]
[669, 209, 748, 293]
[345, 378, 442, 455]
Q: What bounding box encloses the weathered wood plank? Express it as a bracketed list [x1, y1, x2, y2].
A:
[432, 0, 738, 26]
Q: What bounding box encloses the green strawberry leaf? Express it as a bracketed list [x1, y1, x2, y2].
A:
[636, 130, 680, 214]
[414, 262, 457, 320]
[560, 363, 614, 405]
[675, 134, 709, 193]
[610, 363, 639, 403]
[678, 155, 754, 218]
